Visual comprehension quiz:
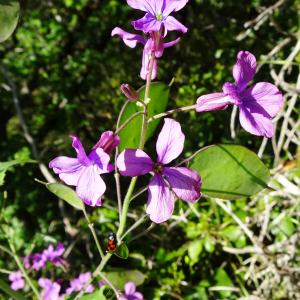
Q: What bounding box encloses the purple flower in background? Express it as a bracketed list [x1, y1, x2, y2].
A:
[119, 282, 144, 300]
[25, 243, 66, 271]
[112, 27, 180, 80]
[49, 132, 120, 206]
[128, 0, 188, 34]
[66, 272, 94, 295]
[117, 118, 201, 223]
[43, 243, 66, 268]
[38, 278, 61, 300]
[8, 271, 25, 291]
[195, 51, 284, 138]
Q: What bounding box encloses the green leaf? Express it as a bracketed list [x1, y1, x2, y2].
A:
[214, 268, 233, 298]
[188, 240, 203, 263]
[0, 279, 27, 300]
[189, 144, 270, 200]
[103, 270, 145, 290]
[80, 288, 106, 300]
[114, 242, 129, 259]
[118, 82, 169, 151]
[0, 0, 20, 43]
[37, 181, 84, 210]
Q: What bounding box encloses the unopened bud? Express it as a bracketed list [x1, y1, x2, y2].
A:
[120, 84, 139, 101]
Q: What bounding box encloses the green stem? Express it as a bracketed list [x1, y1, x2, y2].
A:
[148, 104, 198, 123]
[82, 206, 104, 258]
[116, 52, 155, 240]
[7, 240, 41, 300]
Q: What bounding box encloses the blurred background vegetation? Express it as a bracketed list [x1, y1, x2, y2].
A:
[0, 0, 299, 299]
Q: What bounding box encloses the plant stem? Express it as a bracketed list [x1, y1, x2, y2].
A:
[76, 53, 156, 300]
[99, 271, 120, 298]
[7, 240, 41, 300]
[114, 111, 144, 135]
[148, 104, 198, 123]
[116, 52, 155, 241]
[120, 214, 148, 240]
[82, 206, 104, 259]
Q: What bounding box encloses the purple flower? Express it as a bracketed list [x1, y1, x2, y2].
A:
[119, 282, 144, 300]
[128, 0, 188, 34]
[112, 27, 180, 80]
[117, 118, 201, 223]
[43, 243, 66, 268]
[49, 132, 120, 206]
[32, 253, 47, 271]
[38, 278, 62, 300]
[66, 272, 94, 295]
[8, 271, 25, 291]
[195, 51, 284, 138]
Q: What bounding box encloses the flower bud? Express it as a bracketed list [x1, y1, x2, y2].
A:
[120, 84, 139, 101]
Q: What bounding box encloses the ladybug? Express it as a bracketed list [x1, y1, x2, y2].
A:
[107, 232, 117, 252]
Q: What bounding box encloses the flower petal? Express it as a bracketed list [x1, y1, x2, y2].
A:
[124, 282, 136, 295]
[164, 167, 201, 202]
[243, 82, 283, 118]
[162, 0, 188, 15]
[88, 148, 113, 174]
[117, 149, 153, 177]
[11, 279, 25, 291]
[163, 37, 181, 48]
[146, 175, 174, 223]
[132, 13, 162, 33]
[111, 27, 145, 48]
[196, 92, 234, 112]
[70, 135, 90, 166]
[233, 51, 257, 90]
[49, 156, 84, 186]
[127, 0, 156, 14]
[93, 131, 120, 154]
[239, 104, 274, 138]
[156, 118, 185, 164]
[163, 15, 188, 33]
[76, 165, 106, 206]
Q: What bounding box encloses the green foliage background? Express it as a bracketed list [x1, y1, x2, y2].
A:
[0, 0, 299, 299]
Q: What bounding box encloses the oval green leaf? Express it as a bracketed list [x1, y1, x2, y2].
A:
[114, 242, 129, 259]
[189, 144, 270, 200]
[46, 183, 84, 210]
[102, 270, 145, 290]
[80, 288, 106, 300]
[0, 0, 20, 43]
[118, 82, 169, 151]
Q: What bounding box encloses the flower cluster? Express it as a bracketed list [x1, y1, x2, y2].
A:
[23, 243, 66, 271]
[112, 0, 188, 79]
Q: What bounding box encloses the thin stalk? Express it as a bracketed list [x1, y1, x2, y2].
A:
[148, 104, 198, 123]
[114, 111, 144, 135]
[82, 206, 104, 259]
[7, 240, 41, 300]
[99, 271, 120, 298]
[120, 214, 148, 240]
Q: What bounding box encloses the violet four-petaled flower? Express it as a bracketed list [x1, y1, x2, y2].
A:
[195, 51, 284, 138]
[49, 131, 120, 206]
[119, 282, 144, 300]
[128, 0, 188, 34]
[38, 278, 62, 300]
[117, 118, 201, 223]
[8, 271, 25, 291]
